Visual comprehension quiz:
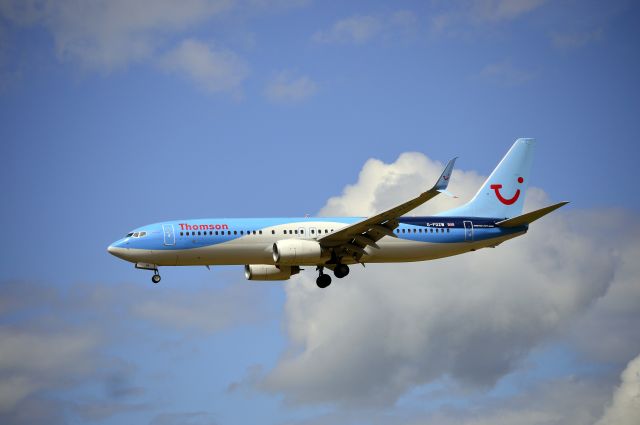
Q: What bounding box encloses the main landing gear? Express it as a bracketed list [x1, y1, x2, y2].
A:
[333, 264, 350, 279]
[315, 264, 350, 288]
[316, 267, 332, 288]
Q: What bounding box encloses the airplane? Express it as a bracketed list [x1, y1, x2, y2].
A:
[108, 138, 568, 288]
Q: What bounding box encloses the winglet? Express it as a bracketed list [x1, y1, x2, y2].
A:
[434, 157, 457, 192]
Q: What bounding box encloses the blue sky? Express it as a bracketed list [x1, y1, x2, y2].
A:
[1, 1, 639, 424]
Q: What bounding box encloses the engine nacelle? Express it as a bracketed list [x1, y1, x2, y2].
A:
[272, 239, 330, 265]
[244, 264, 300, 281]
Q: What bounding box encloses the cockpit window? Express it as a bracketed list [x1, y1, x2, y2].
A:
[133, 232, 139, 237]
[126, 232, 134, 237]
[139, 231, 146, 237]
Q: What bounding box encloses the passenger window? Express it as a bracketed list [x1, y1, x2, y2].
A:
[227, 231, 231, 235]
[294, 230, 298, 234]
[234, 231, 237, 235]
[240, 231, 244, 235]
[198, 231, 201, 235]
[300, 230, 304, 234]
[259, 230, 262, 234]
[430, 228, 433, 233]
[180, 232, 184, 236]
[272, 230, 275, 234]
[413, 229, 416, 233]
[447, 228, 450, 233]
[311, 229, 315, 234]
[215, 231, 218, 235]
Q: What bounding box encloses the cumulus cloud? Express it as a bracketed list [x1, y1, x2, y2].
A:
[0, 0, 232, 70]
[159, 39, 249, 95]
[264, 71, 317, 103]
[261, 151, 639, 407]
[596, 353, 640, 425]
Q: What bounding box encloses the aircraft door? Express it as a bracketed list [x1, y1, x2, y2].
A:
[463, 221, 474, 241]
[163, 224, 176, 246]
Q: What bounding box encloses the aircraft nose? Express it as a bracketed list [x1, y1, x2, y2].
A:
[107, 242, 129, 260]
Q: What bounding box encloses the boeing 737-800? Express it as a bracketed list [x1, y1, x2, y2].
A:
[108, 138, 567, 288]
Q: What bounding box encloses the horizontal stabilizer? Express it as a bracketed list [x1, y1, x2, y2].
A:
[495, 201, 569, 227]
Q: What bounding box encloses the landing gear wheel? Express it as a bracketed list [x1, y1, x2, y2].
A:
[316, 273, 332, 288]
[151, 273, 161, 284]
[333, 264, 350, 279]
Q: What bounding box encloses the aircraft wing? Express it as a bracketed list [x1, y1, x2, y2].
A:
[319, 157, 457, 260]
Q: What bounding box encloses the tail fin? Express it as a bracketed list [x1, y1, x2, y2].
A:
[438, 138, 535, 219]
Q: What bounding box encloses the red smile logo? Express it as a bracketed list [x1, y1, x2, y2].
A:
[490, 177, 524, 205]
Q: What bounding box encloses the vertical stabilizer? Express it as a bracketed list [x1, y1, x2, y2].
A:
[437, 138, 535, 219]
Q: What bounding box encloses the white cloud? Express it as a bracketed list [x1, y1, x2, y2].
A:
[471, 0, 547, 22]
[429, 0, 547, 36]
[596, 353, 640, 425]
[159, 39, 249, 95]
[478, 60, 534, 86]
[312, 10, 419, 45]
[313, 15, 382, 44]
[264, 71, 317, 103]
[551, 29, 603, 49]
[261, 151, 639, 407]
[0, 0, 232, 70]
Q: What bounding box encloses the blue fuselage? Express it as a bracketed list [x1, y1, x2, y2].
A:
[108, 216, 526, 267]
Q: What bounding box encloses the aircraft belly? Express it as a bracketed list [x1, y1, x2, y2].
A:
[362, 239, 466, 263]
[175, 241, 272, 266]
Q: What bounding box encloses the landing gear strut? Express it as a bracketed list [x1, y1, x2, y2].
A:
[151, 270, 161, 284]
[333, 264, 350, 279]
[316, 267, 332, 288]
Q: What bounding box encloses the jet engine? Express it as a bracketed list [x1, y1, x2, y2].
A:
[272, 239, 330, 265]
[244, 264, 300, 281]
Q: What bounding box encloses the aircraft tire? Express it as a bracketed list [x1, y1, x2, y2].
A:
[316, 274, 332, 288]
[333, 264, 350, 279]
[152, 274, 161, 284]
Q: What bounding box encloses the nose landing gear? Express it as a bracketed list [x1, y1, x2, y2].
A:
[151, 270, 161, 284]
[135, 263, 161, 284]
